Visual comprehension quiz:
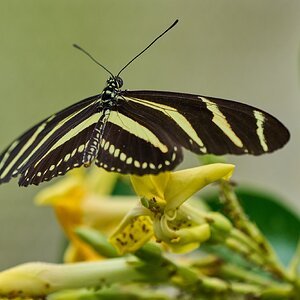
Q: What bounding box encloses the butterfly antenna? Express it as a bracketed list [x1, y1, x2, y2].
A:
[73, 44, 115, 79]
[117, 19, 179, 77]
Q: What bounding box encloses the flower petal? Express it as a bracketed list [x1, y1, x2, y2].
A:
[35, 174, 85, 206]
[85, 167, 119, 196]
[165, 164, 235, 211]
[110, 215, 153, 254]
[130, 172, 170, 202]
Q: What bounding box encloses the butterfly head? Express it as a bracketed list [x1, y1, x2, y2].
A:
[107, 76, 123, 89]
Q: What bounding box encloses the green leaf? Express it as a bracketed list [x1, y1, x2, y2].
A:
[112, 177, 134, 196]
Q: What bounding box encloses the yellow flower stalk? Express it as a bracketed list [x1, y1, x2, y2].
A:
[110, 163, 234, 254]
[35, 167, 136, 262]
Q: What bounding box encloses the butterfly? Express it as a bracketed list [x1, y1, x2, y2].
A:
[0, 20, 290, 186]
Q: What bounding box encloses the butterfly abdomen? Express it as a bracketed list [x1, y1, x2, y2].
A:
[83, 109, 111, 166]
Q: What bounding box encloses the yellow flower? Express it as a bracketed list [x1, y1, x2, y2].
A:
[110, 163, 234, 254]
[35, 167, 136, 262]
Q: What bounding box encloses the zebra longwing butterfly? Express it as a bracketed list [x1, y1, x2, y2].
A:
[0, 20, 290, 186]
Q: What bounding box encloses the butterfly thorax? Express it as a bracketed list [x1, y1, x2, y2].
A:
[101, 76, 123, 105]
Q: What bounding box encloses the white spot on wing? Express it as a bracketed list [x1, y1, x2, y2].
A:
[126, 157, 133, 164]
[78, 145, 85, 153]
[149, 163, 156, 169]
[114, 149, 120, 158]
[100, 139, 106, 148]
[104, 141, 110, 151]
[134, 160, 141, 168]
[64, 154, 71, 162]
[171, 152, 176, 161]
[71, 149, 77, 157]
[109, 144, 115, 155]
[120, 153, 127, 161]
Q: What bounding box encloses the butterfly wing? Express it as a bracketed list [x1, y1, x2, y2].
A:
[0, 94, 102, 186]
[95, 98, 184, 174]
[0, 89, 290, 185]
[123, 90, 290, 155]
[93, 90, 289, 175]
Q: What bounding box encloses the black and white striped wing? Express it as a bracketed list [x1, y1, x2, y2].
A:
[95, 99, 184, 175]
[126, 91, 289, 154]
[0, 94, 102, 186]
[0, 89, 290, 185]
[93, 90, 289, 175]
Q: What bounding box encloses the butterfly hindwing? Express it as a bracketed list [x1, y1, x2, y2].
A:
[19, 126, 98, 186]
[95, 100, 183, 174]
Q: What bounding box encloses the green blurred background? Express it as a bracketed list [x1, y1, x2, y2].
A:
[0, 1, 299, 269]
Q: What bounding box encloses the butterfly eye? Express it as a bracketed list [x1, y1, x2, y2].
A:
[115, 76, 123, 88]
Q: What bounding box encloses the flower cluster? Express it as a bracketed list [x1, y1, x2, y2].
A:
[110, 163, 234, 253]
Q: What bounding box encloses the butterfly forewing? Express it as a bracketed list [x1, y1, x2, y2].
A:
[123, 90, 290, 156]
[0, 94, 101, 186]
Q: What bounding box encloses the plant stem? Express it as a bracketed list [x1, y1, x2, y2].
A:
[219, 180, 290, 281]
[0, 258, 144, 297]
